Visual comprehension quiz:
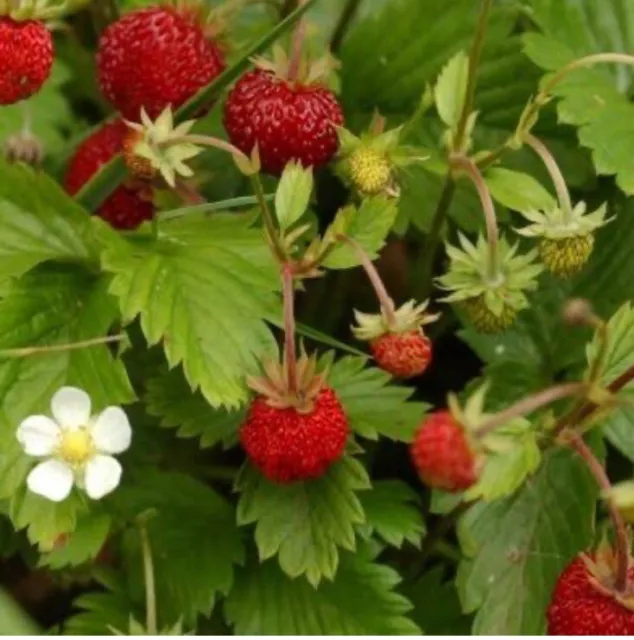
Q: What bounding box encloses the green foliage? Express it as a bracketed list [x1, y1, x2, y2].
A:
[484, 168, 556, 212]
[359, 480, 425, 548]
[236, 456, 370, 586]
[100, 214, 279, 409]
[435, 51, 469, 130]
[225, 544, 420, 635]
[457, 449, 597, 634]
[274, 162, 313, 230]
[0, 590, 39, 635]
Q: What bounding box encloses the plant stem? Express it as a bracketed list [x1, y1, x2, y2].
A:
[453, 0, 494, 150]
[419, 173, 456, 298]
[174, 180, 206, 206]
[330, 0, 362, 53]
[287, 0, 308, 82]
[451, 155, 500, 281]
[279, 0, 295, 19]
[476, 382, 586, 438]
[566, 431, 630, 593]
[151, 211, 160, 239]
[0, 334, 124, 358]
[282, 263, 298, 393]
[476, 143, 508, 170]
[250, 174, 287, 263]
[338, 234, 397, 326]
[170, 134, 248, 163]
[524, 134, 573, 220]
[138, 523, 157, 635]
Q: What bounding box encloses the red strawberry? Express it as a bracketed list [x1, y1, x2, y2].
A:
[223, 69, 344, 175]
[240, 387, 349, 484]
[97, 6, 225, 121]
[65, 120, 154, 230]
[548, 555, 634, 635]
[411, 410, 478, 492]
[371, 330, 432, 379]
[0, 17, 52, 105]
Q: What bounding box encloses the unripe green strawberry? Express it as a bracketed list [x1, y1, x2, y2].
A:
[538, 234, 594, 279]
[461, 296, 517, 334]
[349, 147, 392, 196]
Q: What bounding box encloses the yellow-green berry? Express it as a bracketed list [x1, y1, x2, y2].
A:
[461, 296, 517, 334]
[538, 234, 594, 279]
[349, 147, 391, 195]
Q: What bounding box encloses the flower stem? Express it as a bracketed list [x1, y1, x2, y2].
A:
[287, 0, 308, 83]
[330, 0, 362, 53]
[151, 211, 159, 239]
[566, 431, 630, 593]
[170, 134, 248, 164]
[174, 179, 206, 206]
[475, 382, 586, 438]
[0, 334, 124, 358]
[338, 234, 397, 326]
[451, 155, 500, 281]
[282, 263, 298, 393]
[250, 174, 287, 264]
[138, 523, 157, 635]
[524, 134, 573, 220]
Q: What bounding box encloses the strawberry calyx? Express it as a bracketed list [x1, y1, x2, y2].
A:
[0, 0, 88, 21]
[582, 539, 634, 610]
[247, 350, 328, 414]
[352, 299, 439, 342]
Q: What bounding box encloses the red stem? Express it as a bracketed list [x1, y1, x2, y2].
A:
[287, 0, 308, 82]
[282, 263, 298, 393]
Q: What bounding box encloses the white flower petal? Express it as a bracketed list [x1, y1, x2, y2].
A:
[51, 387, 91, 429]
[17, 416, 61, 456]
[84, 455, 122, 500]
[91, 407, 132, 454]
[27, 460, 73, 502]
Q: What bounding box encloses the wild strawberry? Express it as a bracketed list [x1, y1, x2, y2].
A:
[241, 353, 349, 483]
[348, 147, 392, 196]
[223, 68, 344, 175]
[353, 300, 439, 379]
[0, 17, 53, 105]
[411, 410, 478, 492]
[65, 120, 154, 230]
[547, 552, 634, 635]
[460, 295, 518, 334]
[538, 235, 594, 278]
[97, 6, 226, 120]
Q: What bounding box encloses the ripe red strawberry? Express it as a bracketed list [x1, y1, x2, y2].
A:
[371, 330, 432, 378]
[240, 387, 349, 484]
[547, 555, 634, 635]
[411, 410, 478, 492]
[65, 120, 154, 230]
[0, 17, 53, 105]
[223, 69, 344, 175]
[97, 6, 225, 121]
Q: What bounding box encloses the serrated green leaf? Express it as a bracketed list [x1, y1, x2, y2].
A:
[145, 367, 243, 448]
[435, 51, 469, 129]
[0, 160, 97, 281]
[236, 455, 370, 586]
[457, 448, 597, 634]
[274, 162, 313, 230]
[225, 545, 420, 635]
[485, 167, 556, 212]
[359, 480, 425, 548]
[602, 403, 634, 462]
[323, 197, 398, 269]
[100, 214, 279, 409]
[114, 470, 244, 624]
[325, 354, 428, 442]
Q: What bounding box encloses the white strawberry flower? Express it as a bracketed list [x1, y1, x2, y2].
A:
[16, 387, 132, 503]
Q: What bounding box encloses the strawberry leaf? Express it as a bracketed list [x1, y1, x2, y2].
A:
[434, 50, 469, 130]
[274, 162, 313, 230]
[485, 168, 556, 212]
[236, 455, 370, 586]
[225, 544, 420, 634]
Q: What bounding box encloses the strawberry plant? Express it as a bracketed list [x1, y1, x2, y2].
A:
[4, 0, 634, 635]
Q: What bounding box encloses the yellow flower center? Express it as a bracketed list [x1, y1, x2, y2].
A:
[58, 428, 93, 465]
[349, 147, 392, 195]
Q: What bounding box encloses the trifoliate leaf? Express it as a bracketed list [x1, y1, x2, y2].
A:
[457, 448, 597, 634]
[324, 354, 428, 442]
[435, 51, 469, 130]
[323, 197, 398, 270]
[274, 161, 313, 230]
[99, 213, 280, 409]
[225, 545, 420, 634]
[485, 168, 556, 212]
[0, 160, 97, 282]
[145, 367, 243, 448]
[0, 266, 133, 546]
[113, 470, 244, 625]
[359, 480, 426, 548]
[236, 455, 370, 586]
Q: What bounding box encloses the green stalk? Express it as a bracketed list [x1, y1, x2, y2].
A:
[330, 0, 363, 53]
[139, 524, 157, 635]
[251, 174, 287, 263]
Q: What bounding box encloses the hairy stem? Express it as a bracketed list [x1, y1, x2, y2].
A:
[250, 174, 287, 263]
[476, 382, 586, 438]
[566, 432, 630, 593]
[451, 155, 500, 280]
[170, 134, 248, 163]
[0, 335, 124, 358]
[524, 134, 573, 220]
[338, 235, 397, 326]
[330, 0, 362, 53]
[287, 0, 308, 82]
[282, 263, 298, 393]
[139, 523, 157, 635]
